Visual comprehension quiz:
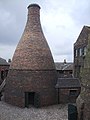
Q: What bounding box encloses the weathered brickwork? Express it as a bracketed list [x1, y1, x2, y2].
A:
[74, 26, 90, 78]
[10, 4, 55, 70]
[5, 69, 57, 107]
[58, 88, 80, 104]
[0, 65, 9, 84]
[5, 4, 57, 107]
[75, 27, 90, 120]
[56, 78, 80, 104]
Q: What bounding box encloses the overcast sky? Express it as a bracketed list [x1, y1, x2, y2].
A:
[0, 0, 90, 62]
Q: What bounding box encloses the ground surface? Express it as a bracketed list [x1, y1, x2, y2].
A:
[0, 101, 68, 120]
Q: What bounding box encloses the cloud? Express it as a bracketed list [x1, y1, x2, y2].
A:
[41, 0, 90, 62]
[0, 0, 90, 62]
[70, 0, 90, 25]
[0, 1, 25, 45]
[0, 44, 16, 61]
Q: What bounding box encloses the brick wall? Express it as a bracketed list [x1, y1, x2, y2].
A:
[5, 69, 57, 107]
[0, 65, 9, 84]
[57, 88, 80, 104]
[74, 26, 90, 78]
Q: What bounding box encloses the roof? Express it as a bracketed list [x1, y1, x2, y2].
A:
[86, 26, 90, 30]
[55, 78, 81, 89]
[55, 62, 73, 71]
[0, 57, 9, 66]
[74, 26, 90, 47]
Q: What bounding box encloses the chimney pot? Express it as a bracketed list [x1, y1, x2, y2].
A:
[28, 3, 40, 9]
[64, 59, 66, 64]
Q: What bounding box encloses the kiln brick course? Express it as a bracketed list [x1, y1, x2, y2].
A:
[5, 4, 57, 107]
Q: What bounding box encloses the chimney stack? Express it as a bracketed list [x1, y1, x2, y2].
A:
[5, 4, 57, 108]
[64, 59, 66, 64]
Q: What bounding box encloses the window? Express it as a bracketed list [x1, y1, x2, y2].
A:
[75, 49, 78, 57]
[5, 70, 8, 77]
[82, 47, 87, 56]
[78, 47, 87, 57]
[79, 48, 82, 56]
[84, 47, 86, 55]
[69, 90, 77, 96]
[1, 71, 4, 80]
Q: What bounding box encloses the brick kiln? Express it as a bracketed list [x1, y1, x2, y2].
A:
[5, 4, 57, 107]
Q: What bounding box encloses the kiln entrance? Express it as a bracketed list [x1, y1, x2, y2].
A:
[25, 92, 35, 107]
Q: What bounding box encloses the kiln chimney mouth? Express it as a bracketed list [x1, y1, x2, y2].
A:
[28, 3, 40, 9]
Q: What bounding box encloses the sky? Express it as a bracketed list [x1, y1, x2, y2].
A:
[0, 0, 90, 62]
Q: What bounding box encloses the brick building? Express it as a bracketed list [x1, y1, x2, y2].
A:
[76, 26, 90, 120]
[0, 58, 9, 85]
[5, 4, 57, 108]
[56, 78, 80, 104]
[55, 60, 73, 78]
[74, 26, 90, 78]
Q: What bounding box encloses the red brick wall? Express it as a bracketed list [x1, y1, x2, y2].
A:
[58, 88, 80, 104]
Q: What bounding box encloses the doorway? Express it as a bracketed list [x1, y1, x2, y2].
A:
[25, 92, 35, 107]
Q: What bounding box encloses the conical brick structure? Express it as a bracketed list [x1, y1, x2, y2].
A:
[5, 4, 57, 107]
